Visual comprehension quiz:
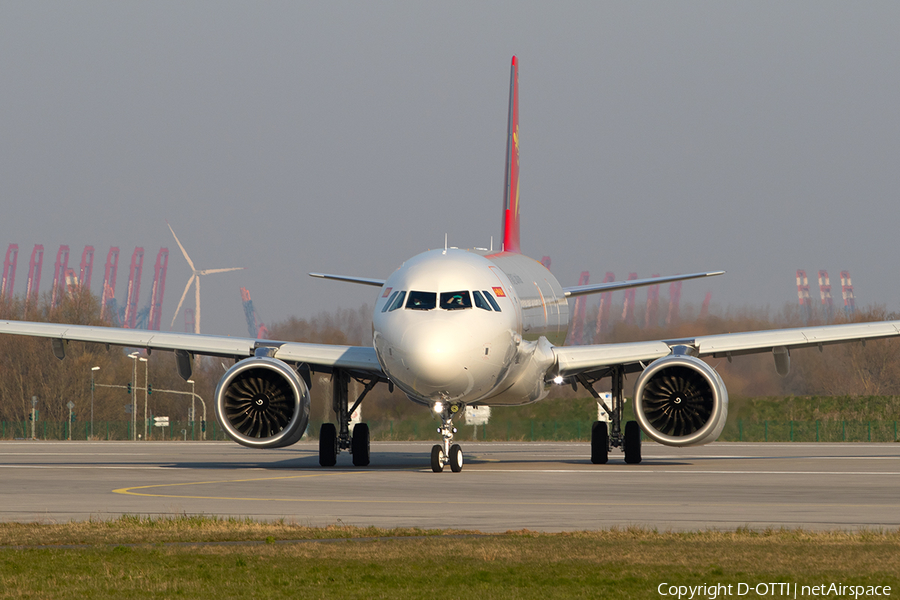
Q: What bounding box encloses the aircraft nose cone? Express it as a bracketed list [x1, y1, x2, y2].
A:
[404, 331, 461, 386]
[393, 322, 474, 399]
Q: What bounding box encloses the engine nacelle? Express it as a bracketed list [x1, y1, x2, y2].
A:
[214, 357, 310, 449]
[633, 354, 728, 447]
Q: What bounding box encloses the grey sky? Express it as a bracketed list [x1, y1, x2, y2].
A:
[2, 2, 899, 336]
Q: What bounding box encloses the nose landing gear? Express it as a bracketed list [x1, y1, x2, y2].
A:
[431, 402, 464, 472]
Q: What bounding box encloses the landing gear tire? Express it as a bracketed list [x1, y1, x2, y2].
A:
[351, 423, 370, 467]
[591, 421, 609, 465]
[430, 445, 444, 473]
[449, 444, 463, 472]
[623, 420, 642, 464]
[319, 423, 338, 467]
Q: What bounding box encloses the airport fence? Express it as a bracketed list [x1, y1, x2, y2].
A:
[0, 420, 231, 441]
[722, 419, 900, 443]
[2, 419, 898, 443]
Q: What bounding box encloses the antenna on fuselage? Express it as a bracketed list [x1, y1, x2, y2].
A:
[444, 233, 448, 254]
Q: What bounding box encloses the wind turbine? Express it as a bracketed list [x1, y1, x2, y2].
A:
[167, 222, 243, 334]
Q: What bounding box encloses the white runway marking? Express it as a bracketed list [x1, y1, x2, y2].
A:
[458, 469, 900, 475]
[0, 465, 171, 470]
[0, 453, 151, 456]
[810, 456, 900, 460]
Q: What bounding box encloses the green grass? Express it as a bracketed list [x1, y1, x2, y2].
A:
[727, 395, 900, 422]
[1, 517, 899, 599]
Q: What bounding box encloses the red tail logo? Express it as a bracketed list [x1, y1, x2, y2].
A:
[502, 56, 520, 253]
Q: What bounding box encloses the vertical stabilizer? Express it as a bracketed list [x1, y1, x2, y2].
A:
[502, 56, 521, 253]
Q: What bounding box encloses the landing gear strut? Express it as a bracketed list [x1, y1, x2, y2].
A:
[319, 369, 378, 467]
[577, 366, 642, 464]
[431, 402, 463, 472]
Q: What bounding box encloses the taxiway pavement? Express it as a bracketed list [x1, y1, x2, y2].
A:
[1, 440, 898, 531]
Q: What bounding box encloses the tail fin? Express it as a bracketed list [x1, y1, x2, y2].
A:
[502, 56, 520, 253]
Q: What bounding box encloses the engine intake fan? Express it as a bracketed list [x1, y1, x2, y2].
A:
[214, 356, 310, 449]
[633, 354, 728, 447]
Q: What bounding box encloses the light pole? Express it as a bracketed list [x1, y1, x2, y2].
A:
[187, 379, 195, 440]
[140, 357, 149, 440]
[66, 401, 74, 440]
[128, 352, 138, 440]
[31, 396, 37, 440]
[90, 366, 99, 439]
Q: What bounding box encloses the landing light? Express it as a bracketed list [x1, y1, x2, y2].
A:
[553, 376, 564, 385]
[433, 402, 444, 414]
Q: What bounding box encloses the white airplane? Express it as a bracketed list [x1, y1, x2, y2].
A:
[3, 57, 900, 472]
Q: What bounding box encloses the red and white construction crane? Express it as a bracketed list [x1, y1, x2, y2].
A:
[796, 269, 812, 323]
[666, 280, 683, 327]
[699, 291, 712, 321]
[78, 246, 95, 292]
[50, 245, 70, 310]
[240, 287, 269, 339]
[123, 247, 145, 329]
[569, 271, 590, 345]
[146, 248, 169, 331]
[621, 273, 638, 325]
[25, 244, 44, 305]
[592, 272, 615, 343]
[2, 244, 18, 300]
[100, 247, 120, 322]
[840, 271, 856, 316]
[644, 274, 661, 328]
[818, 270, 833, 322]
[65, 267, 78, 295]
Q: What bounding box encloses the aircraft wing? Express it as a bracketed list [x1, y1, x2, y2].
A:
[554, 320, 900, 377]
[308, 273, 386, 287]
[0, 320, 382, 374]
[562, 271, 724, 298]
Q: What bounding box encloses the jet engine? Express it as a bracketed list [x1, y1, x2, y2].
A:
[633, 354, 728, 447]
[214, 356, 310, 449]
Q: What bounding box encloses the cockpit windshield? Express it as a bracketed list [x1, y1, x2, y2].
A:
[381, 291, 399, 312]
[482, 290, 502, 311]
[386, 291, 406, 312]
[406, 291, 436, 310]
[472, 290, 491, 311]
[397, 290, 496, 312]
[440, 291, 472, 310]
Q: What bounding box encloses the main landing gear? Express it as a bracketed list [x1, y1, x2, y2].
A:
[577, 366, 642, 465]
[430, 402, 464, 472]
[319, 369, 379, 467]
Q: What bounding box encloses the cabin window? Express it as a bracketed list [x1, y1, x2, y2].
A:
[406, 291, 436, 310]
[482, 290, 502, 311]
[440, 291, 472, 310]
[472, 290, 492, 311]
[388, 291, 406, 311]
[381, 291, 399, 312]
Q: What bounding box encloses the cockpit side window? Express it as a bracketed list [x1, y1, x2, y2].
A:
[482, 290, 502, 312]
[388, 291, 406, 312]
[440, 291, 472, 310]
[381, 291, 399, 313]
[472, 290, 492, 311]
[406, 291, 436, 310]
